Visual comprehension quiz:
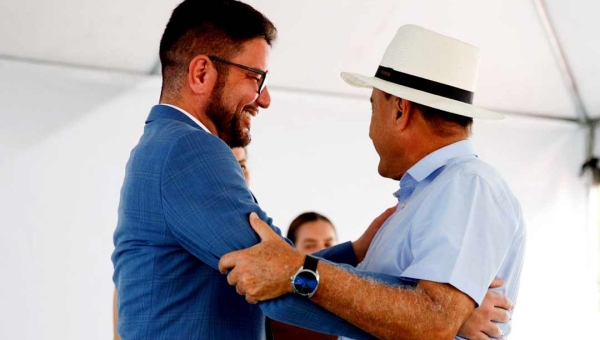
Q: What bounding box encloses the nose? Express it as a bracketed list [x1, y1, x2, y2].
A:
[256, 86, 271, 109]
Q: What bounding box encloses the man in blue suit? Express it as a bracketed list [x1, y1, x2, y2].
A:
[112, 1, 389, 339]
[112, 1, 512, 339]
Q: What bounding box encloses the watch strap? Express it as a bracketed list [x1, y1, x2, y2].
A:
[303, 254, 319, 272]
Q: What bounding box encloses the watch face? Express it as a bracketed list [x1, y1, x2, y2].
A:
[293, 270, 318, 295]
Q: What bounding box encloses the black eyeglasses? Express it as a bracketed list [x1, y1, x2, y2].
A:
[209, 56, 268, 95]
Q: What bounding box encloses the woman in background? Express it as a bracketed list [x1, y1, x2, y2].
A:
[287, 212, 337, 254]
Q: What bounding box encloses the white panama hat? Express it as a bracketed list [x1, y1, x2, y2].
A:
[341, 24, 503, 120]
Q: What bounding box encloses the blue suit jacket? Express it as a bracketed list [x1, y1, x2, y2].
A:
[112, 105, 410, 339]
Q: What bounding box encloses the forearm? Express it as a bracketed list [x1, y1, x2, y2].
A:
[312, 262, 473, 340]
[259, 260, 415, 339]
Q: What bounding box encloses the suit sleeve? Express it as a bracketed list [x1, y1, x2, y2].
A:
[161, 132, 283, 268]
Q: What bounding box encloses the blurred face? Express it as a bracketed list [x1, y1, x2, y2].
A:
[295, 220, 337, 254]
[207, 38, 271, 148]
[231, 147, 250, 185]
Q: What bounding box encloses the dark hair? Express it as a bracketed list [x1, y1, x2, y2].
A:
[383, 92, 472, 135]
[159, 0, 277, 97]
[286, 212, 337, 244]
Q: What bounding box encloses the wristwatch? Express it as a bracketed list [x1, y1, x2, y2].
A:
[291, 255, 320, 298]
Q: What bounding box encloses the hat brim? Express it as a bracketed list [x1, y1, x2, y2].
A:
[341, 72, 504, 120]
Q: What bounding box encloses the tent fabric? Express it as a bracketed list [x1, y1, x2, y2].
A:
[0, 0, 598, 120]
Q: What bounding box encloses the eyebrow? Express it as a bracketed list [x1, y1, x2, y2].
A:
[301, 237, 335, 243]
[245, 71, 264, 79]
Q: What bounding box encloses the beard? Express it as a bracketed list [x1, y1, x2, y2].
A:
[205, 78, 251, 148]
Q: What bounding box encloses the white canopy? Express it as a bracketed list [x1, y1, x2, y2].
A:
[1, 0, 599, 120]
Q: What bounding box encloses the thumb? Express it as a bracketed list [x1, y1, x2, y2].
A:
[249, 212, 277, 241]
[373, 205, 397, 226]
[383, 205, 397, 218]
[489, 277, 504, 289]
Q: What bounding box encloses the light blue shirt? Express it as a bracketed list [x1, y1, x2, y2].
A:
[341, 140, 525, 340]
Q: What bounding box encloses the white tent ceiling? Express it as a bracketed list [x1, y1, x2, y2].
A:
[1, 0, 599, 121]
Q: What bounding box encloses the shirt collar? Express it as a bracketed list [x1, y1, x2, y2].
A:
[405, 139, 477, 182]
[159, 104, 211, 134]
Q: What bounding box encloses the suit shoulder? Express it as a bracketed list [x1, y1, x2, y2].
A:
[168, 125, 230, 155]
[143, 119, 227, 151]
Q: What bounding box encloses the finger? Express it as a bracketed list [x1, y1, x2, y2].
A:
[235, 284, 246, 296]
[484, 290, 512, 312]
[489, 277, 504, 289]
[246, 294, 258, 304]
[249, 212, 278, 241]
[482, 323, 503, 339]
[373, 206, 397, 226]
[226, 268, 240, 287]
[218, 251, 241, 274]
[378, 206, 396, 220]
[490, 307, 511, 323]
[469, 332, 492, 340]
[492, 291, 513, 311]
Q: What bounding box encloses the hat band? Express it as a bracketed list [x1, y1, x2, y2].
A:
[375, 66, 474, 104]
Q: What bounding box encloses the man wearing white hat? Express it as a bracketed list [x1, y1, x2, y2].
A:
[220, 24, 525, 340]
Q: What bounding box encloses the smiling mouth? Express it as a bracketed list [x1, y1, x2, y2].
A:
[242, 108, 258, 132]
[244, 110, 257, 120]
[243, 107, 258, 118]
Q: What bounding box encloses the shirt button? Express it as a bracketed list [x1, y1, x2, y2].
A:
[400, 203, 407, 209]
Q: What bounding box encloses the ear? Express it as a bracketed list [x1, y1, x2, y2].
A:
[394, 98, 412, 131]
[187, 55, 217, 95]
